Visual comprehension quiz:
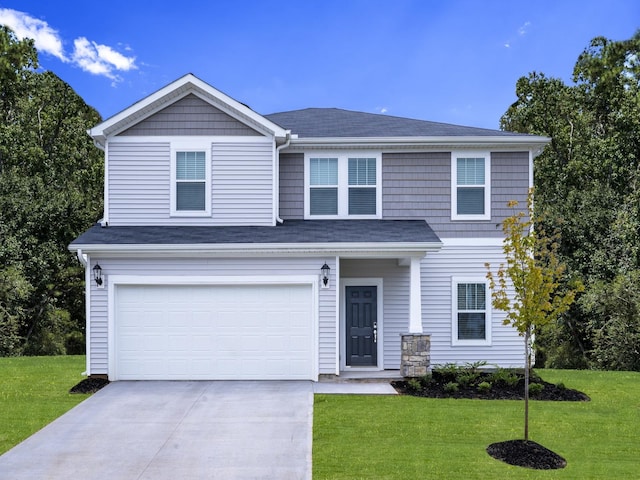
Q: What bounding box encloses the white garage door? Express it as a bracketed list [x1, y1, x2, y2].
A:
[114, 283, 315, 380]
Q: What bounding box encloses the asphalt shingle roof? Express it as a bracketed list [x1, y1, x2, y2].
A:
[70, 220, 441, 246]
[264, 108, 523, 138]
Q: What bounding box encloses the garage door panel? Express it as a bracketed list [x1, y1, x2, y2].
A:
[115, 283, 314, 380]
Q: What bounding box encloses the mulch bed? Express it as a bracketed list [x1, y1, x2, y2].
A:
[391, 375, 590, 402]
[69, 377, 110, 394]
[487, 440, 567, 469]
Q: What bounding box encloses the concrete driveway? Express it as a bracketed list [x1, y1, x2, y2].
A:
[0, 381, 313, 480]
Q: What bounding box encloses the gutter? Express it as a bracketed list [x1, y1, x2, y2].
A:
[274, 132, 292, 224]
[68, 241, 443, 257]
[287, 135, 551, 151]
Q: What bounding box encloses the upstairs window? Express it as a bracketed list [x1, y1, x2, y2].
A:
[305, 153, 381, 219]
[451, 152, 490, 220]
[452, 278, 491, 346]
[171, 143, 211, 217]
[310, 157, 338, 215]
[348, 158, 377, 215]
[176, 151, 206, 211]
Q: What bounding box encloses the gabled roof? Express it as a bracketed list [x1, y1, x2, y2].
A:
[266, 108, 549, 150]
[89, 73, 289, 145]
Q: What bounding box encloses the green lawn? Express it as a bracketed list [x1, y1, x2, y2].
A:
[0, 355, 89, 455]
[313, 369, 640, 479]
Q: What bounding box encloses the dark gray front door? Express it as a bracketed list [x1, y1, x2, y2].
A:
[346, 286, 377, 366]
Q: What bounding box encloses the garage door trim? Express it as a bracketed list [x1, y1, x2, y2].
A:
[107, 275, 319, 380]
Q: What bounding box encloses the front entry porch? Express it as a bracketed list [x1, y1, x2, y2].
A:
[337, 256, 429, 377]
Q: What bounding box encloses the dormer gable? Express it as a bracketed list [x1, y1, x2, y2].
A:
[89, 73, 289, 145]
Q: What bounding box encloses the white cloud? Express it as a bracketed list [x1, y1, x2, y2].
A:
[503, 21, 531, 49]
[0, 8, 66, 60]
[72, 37, 136, 81]
[518, 21, 531, 36]
[0, 8, 136, 83]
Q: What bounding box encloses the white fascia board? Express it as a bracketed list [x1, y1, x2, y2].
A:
[441, 237, 504, 247]
[89, 73, 288, 142]
[287, 135, 550, 150]
[69, 241, 443, 257]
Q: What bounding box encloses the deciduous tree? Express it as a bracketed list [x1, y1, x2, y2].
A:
[486, 192, 581, 440]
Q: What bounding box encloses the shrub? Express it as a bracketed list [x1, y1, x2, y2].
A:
[432, 363, 462, 383]
[444, 382, 459, 393]
[457, 371, 480, 387]
[489, 368, 520, 387]
[477, 381, 492, 393]
[529, 383, 545, 396]
[419, 374, 433, 387]
[407, 378, 422, 392]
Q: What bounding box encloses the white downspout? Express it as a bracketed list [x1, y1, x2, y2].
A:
[76, 249, 91, 376]
[275, 132, 291, 224]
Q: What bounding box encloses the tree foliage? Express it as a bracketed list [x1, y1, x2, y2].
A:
[501, 31, 640, 370]
[0, 27, 103, 355]
[486, 192, 581, 440]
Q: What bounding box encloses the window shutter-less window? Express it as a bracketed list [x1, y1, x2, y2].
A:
[176, 151, 206, 211]
[457, 283, 486, 340]
[310, 158, 338, 215]
[457, 158, 485, 215]
[348, 158, 376, 215]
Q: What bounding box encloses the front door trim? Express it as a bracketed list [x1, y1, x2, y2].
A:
[340, 277, 383, 371]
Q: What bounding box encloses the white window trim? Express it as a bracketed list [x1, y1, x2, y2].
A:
[170, 141, 212, 217]
[451, 276, 492, 346]
[304, 151, 382, 219]
[451, 151, 491, 221]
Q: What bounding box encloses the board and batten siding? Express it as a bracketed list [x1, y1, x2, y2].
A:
[422, 241, 524, 368]
[118, 94, 263, 137]
[106, 140, 274, 226]
[382, 151, 530, 238]
[340, 259, 409, 369]
[88, 257, 337, 376]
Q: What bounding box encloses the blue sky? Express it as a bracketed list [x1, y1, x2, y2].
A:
[0, 1, 638, 129]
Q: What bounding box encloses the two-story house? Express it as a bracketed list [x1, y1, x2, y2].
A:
[69, 74, 549, 381]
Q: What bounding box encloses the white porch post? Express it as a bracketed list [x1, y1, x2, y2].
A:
[409, 256, 423, 333]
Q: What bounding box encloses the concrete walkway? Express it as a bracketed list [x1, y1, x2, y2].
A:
[0, 380, 397, 479]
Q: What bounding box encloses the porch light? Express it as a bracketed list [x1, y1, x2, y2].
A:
[320, 263, 330, 288]
[93, 264, 103, 287]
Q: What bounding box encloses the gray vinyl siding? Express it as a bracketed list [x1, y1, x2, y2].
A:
[279, 153, 304, 219]
[491, 152, 530, 221]
[422, 242, 524, 368]
[107, 140, 274, 226]
[108, 142, 171, 224]
[340, 259, 409, 369]
[118, 94, 263, 136]
[88, 257, 337, 376]
[382, 151, 530, 238]
[211, 142, 273, 225]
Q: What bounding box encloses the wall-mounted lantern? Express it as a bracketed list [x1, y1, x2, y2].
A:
[320, 262, 330, 289]
[93, 264, 103, 288]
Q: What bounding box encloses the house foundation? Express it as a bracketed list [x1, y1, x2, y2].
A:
[401, 334, 431, 377]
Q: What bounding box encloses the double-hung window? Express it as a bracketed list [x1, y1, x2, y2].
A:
[306, 153, 381, 218]
[309, 157, 339, 215]
[171, 143, 211, 216]
[451, 152, 490, 220]
[452, 278, 491, 345]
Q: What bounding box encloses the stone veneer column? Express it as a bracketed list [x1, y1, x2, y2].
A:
[400, 334, 431, 377]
